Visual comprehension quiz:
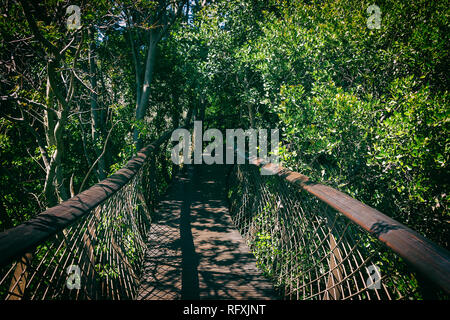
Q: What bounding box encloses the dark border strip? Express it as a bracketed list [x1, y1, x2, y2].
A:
[0, 130, 174, 267]
[245, 157, 450, 294]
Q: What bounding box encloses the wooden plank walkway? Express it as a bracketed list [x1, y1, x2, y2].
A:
[137, 164, 277, 300]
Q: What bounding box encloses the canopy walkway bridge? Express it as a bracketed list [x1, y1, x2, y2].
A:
[0, 129, 449, 300]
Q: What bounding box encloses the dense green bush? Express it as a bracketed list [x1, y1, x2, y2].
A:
[172, 0, 449, 247]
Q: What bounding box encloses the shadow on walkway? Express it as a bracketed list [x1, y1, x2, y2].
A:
[137, 164, 277, 300]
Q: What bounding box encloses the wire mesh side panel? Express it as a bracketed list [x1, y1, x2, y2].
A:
[228, 164, 428, 300]
[0, 147, 175, 300]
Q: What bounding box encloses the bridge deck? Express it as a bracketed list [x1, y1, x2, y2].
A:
[137, 164, 277, 300]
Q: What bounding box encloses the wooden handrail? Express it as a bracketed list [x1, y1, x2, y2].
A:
[241, 155, 450, 294]
[0, 129, 174, 267]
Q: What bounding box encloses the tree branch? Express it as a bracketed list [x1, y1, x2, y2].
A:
[1, 95, 57, 115]
[78, 121, 121, 193]
[19, 0, 61, 59]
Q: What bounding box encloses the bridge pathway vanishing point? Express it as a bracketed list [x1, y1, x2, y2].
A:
[137, 164, 277, 300]
[1, 130, 448, 300]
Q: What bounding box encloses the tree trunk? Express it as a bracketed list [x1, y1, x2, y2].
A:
[133, 31, 158, 150]
[89, 32, 106, 180]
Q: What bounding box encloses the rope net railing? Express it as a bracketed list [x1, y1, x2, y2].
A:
[0, 131, 176, 300]
[227, 160, 450, 300]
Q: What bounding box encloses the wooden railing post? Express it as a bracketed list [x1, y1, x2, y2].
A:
[323, 233, 344, 300]
[6, 253, 33, 300]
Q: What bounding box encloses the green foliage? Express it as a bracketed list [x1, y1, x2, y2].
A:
[174, 0, 448, 247]
[0, 0, 448, 299]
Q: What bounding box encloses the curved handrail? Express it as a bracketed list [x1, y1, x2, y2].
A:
[0, 129, 174, 267]
[240, 154, 450, 294]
